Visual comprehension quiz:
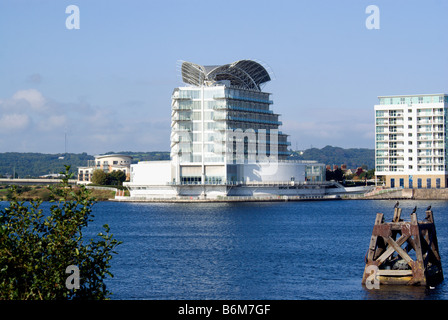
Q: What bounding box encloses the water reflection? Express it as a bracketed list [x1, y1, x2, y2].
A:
[361, 282, 446, 300]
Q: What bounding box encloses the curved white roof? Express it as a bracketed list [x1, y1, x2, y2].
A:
[181, 60, 271, 91]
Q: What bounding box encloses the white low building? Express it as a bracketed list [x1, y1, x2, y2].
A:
[78, 154, 132, 184]
[126, 159, 328, 199]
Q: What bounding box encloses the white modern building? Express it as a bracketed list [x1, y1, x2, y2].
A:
[375, 94, 448, 189]
[124, 60, 333, 200]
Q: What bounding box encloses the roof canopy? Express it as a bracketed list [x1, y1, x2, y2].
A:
[181, 60, 271, 91]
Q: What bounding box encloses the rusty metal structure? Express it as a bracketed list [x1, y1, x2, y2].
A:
[362, 205, 443, 286]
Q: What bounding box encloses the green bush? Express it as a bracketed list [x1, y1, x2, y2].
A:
[91, 169, 126, 186]
[0, 166, 122, 300]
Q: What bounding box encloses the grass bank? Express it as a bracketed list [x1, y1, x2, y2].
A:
[0, 185, 119, 201]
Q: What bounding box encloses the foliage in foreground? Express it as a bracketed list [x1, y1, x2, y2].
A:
[0, 166, 122, 300]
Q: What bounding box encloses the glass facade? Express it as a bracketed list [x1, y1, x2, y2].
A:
[171, 85, 291, 184]
[172, 86, 289, 158]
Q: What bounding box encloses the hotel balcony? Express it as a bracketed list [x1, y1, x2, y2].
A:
[220, 94, 273, 105]
[226, 116, 282, 126]
[224, 105, 274, 114]
[172, 105, 193, 111]
[172, 95, 192, 101]
[172, 115, 192, 121]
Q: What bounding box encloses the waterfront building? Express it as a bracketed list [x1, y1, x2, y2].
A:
[374, 94, 448, 188]
[124, 60, 332, 199]
[77, 154, 132, 184]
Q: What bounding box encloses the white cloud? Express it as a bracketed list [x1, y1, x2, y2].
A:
[0, 89, 171, 153]
[0, 88, 374, 153]
[0, 113, 30, 131]
[12, 89, 46, 111]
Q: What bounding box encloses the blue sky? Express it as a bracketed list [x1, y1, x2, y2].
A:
[1, 0, 448, 154]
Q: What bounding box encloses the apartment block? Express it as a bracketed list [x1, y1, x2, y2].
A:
[375, 94, 448, 188]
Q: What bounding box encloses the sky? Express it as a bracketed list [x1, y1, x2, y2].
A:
[1, 0, 448, 154]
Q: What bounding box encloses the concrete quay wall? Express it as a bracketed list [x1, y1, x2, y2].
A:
[364, 188, 448, 200]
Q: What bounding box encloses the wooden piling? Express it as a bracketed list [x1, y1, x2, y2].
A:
[362, 207, 443, 287]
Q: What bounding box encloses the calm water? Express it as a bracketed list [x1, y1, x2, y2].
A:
[3, 199, 448, 299]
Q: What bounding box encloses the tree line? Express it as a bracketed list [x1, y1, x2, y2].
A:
[0, 151, 170, 178]
[289, 145, 374, 170]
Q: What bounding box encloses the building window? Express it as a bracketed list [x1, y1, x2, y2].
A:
[399, 178, 404, 188]
[390, 178, 395, 188]
[418, 178, 422, 189]
[409, 178, 413, 189]
[427, 178, 431, 189]
[436, 178, 441, 189]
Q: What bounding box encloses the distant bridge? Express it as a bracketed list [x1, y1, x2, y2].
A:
[0, 178, 77, 185]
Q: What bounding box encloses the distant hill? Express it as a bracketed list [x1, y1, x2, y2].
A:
[289, 145, 375, 170]
[0, 151, 170, 178]
[0, 152, 94, 178]
[0, 146, 374, 178]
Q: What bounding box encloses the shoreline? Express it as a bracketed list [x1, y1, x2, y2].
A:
[110, 194, 341, 203]
[3, 185, 448, 203]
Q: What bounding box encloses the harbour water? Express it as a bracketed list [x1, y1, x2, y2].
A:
[2, 199, 448, 300]
[87, 199, 448, 300]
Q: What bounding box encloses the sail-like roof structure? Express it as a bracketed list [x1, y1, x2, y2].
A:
[181, 60, 271, 91]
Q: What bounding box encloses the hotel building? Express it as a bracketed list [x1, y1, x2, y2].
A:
[171, 60, 291, 185]
[375, 94, 448, 189]
[124, 60, 331, 199]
